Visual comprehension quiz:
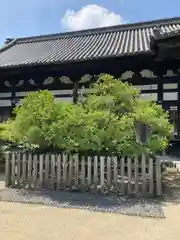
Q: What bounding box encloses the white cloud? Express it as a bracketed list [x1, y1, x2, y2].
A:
[61, 4, 124, 31]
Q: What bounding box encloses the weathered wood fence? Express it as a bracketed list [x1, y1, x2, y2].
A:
[5, 153, 162, 197]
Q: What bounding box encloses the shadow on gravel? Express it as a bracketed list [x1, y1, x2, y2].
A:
[162, 169, 180, 205]
[0, 186, 165, 219]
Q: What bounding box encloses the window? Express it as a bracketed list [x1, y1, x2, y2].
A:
[163, 92, 178, 101]
[55, 97, 73, 102]
[16, 91, 33, 97]
[134, 84, 157, 91]
[163, 83, 178, 90]
[79, 88, 96, 94]
[0, 92, 11, 98]
[0, 100, 11, 107]
[141, 93, 157, 101]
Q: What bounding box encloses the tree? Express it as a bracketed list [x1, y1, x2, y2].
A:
[82, 74, 173, 153]
[0, 75, 173, 155]
[5, 90, 58, 148]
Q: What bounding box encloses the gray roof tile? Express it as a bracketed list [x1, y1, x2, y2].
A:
[0, 17, 180, 68]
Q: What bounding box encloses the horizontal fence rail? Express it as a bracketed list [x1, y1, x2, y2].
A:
[5, 153, 162, 197]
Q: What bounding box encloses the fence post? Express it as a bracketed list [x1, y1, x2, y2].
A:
[113, 156, 118, 192]
[80, 156, 86, 191]
[22, 153, 27, 187]
[56, 154, 62, 190]
[156, 158, 162, 196]
[148, 157, 154, 196]
[107, 156, 112, 193]
[11, 153, 16, 187]
[32, 154, 38, 188]
[87, 156, 92, 188]
[134, 156, 139, 197]
[27, 154, 33, 189]
[100, 156, 105, 193]
[141, 154, 147, 196]
[45, 154, 50, 188]
[16, 153, 21, 188]
[63, 154, 68, 189]
[50, 154, 56, 190]
[68, 154, 73, 188]
[93, 156, 98, 192]
[39, 154, 44, 188]
[5, 153, 11, 187]
[121, 157, 125, 195]
[74, 154, 79, 187]
[127, 157, 132, 195]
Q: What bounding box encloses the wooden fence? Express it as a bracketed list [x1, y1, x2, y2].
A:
[5, 153, 162, 197]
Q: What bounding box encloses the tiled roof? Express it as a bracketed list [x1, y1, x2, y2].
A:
[0, 17, 180, 68]
[151, 27, 180, 40]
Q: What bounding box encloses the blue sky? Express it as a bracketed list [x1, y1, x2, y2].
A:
[0, 0, 179, 46]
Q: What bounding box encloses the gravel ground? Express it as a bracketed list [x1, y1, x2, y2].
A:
[0, 188, 164, 218]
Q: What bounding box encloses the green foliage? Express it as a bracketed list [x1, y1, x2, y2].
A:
[0, 121, 15, 142]
[83, 75, 173, 152]
[0, 75, 173, 155]
[10, 90, 57, 147]
[134, 99, 172, 136]
[85, 74, 140, 115]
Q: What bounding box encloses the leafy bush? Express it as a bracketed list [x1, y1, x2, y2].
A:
[83, 75, 173, 153]
[0, 75, 173, 155]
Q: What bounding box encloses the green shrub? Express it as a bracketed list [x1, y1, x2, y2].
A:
[0, 75, 173, 155]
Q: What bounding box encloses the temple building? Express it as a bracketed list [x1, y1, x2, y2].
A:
[0, 17, 180, 139]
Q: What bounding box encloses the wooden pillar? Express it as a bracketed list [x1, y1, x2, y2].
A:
[73, 82, 78, 104]
[10, 81, 16, 118]
[157, 76, 163, 104]
[177, 74, 180, 137]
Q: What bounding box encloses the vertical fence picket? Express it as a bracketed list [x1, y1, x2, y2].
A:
[39, 155, 44, 188]
[27, 154, 33, 189]
[107, 157, 112, 193]
[149, 157, 154, 196]
[120, 157, 125, 195]
[51, 155, 56, 190]
[11, 153, 16, 187]
[87, 156, 92, 188]
[56, 154, 62, 190]
[16, 153, 21, 188]
[113, 157, 118, 192]
[81, 156, 86, 191]
[32, 155, 38, 188]
[63, 154, 67, 188]
[45, 154, 50, 188]
[93, 156, 98, 192]
[74, 155, 79, 187]
[68, 155, 73, 188]
[134, 156, 139, 197]
[5, 153, 11, 187]
[22, 153, 27, 187]
[127, 157, 132, 195]
[141, 154, 147, 196]
[100, 156, 105, 193]
[156, 158, 162, 196]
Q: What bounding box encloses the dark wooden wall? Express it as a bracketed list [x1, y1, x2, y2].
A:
[0, 54, 180, 138]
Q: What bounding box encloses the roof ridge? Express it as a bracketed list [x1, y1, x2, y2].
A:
[14, 16, 180, 43]
[0, 39, 17, 53]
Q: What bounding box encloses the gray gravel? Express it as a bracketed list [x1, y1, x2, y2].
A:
[0, 188, 164, 218]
